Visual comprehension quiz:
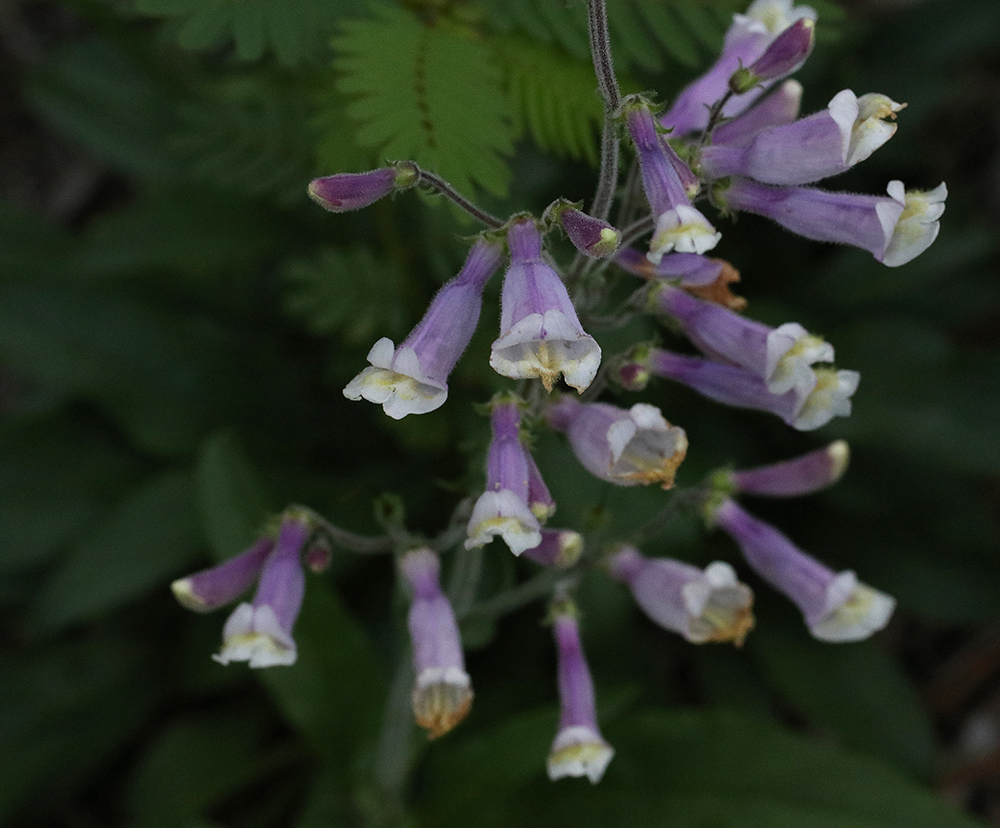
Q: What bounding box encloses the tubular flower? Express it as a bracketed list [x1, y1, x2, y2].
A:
[172, 537, 274, 613]
[522, 529, 584, 569]
[729, 17, 814, 93]
[490, 219, 601, 392]
[547, 396, 688, 488]
[308, 161, 417, 212]
[726, 440, 850, 496]
[400, 548, 473, 739]
[614, 247, 726, 287]
[713, 79, 803, 147]
[719, 178, 946, 267]
[607, 545, 754, 645]
[712, 498, 895, 641]
[345, 237, 503, 418]
[466, 400, 543, 555]
[547, 200, 621, 258]
[661, 0, 818, 135]
[213, 513, 310, 668]
[701, 89, 904, 186]
[652, 281, 834, 396]
[625, 100, 721, 263]
[547, 603, 614, 783]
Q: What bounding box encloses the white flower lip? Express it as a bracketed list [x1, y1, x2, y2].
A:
[881, 181, 947, 267]
[648, 206, 722, 264]
[809, 571, 896, 642]
[490, 311, 601, 392]
[465, 489, 542, 555]
[547, 725, 615, 784]
[604, 403, 688, 488]
[213, 603, 297, 668]
[792, 369, 860, 431]
[680, 561, 755, 645]
[344, 337, 447, 419]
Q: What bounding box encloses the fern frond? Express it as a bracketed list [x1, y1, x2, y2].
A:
[333, 5, 513, 198]
[493, 35, 602, 164]
[134, 0, 355, 65]
[283, 247, 409, 346]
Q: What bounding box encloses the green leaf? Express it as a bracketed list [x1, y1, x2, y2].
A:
[751, 624, 936, 779]
[493, 36, 602, 164]
[33, 470, 202, 632]
[422, 708, 980, 828]
[136, 0, 360, 65]
[334, 5, 513, 198]
[283, 246, 410, 346]
[196, 430, 271, 562]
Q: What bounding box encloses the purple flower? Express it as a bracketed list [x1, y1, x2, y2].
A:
[547, 200, 621, 258]
[652, 282, 833, 396]
[400, 548, 472, 739]
[546, 396, 688, 488]
[547, 604, 614, 783]
[720, 178, 946, 267]
[728, 440, 850, 496]
[466, 400, 542, 555]
[614, 248, 725, 287]
[213, 513, 310, 668]
[625, 101, 721, 263]
[525, 449, 557, 522]
[345, 237, 502, 418]
[713, 498, 895, 641]
[172, 537, 274, 612]
[607, 545, 754, 645]
[522, 529, 583, 569]
[490, 219, 601, 392]
[713, 79, 803, 147]
[308, 162, 418, 212]
[702, 90, 903, 186]
[661, 0, 818, 135]
[628, 348, 858, 431]
[729, 17, 814, 93]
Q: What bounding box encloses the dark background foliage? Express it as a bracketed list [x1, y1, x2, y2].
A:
[2, 0, 999, 825]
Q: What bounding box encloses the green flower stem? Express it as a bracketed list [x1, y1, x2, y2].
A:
[370, 646, 417, 827]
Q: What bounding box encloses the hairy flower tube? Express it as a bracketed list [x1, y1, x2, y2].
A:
[546, 396, 688, 488]
[661, 0, 818, 135]
[720, 178, 946, 266]
[607, 545, 754, 645]
[622, 347, 858, 432]
[547, 200, 621, 258]
[725, 440, 850, 496]
[213, 513, 310, 668]
[490, 219, 601, 392]
[308, 162, 418, 212]
[701, 89, 903, 186]
[729, 16, 814, 93]
[400, 548, 473, 739]
[625, 100, 721, 262]
[466, 399, 543, 555]
[547, 604, 614, 783]
[345, 237, 503, 418]
[651, 281, 834, 396]
[614, 247, 725, 287]
[713, 79, 803, 147]
[712, 498, 895, 641]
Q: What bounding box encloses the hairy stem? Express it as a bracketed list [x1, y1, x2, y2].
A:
[415, 167, 504, 229]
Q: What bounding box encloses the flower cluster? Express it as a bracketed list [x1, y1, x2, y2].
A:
[172, 0, 942, 785]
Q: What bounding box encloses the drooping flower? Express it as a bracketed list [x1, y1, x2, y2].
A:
[620, 347, 858, 432]
[606, 545, 754, 645]
[546, 396, 688, 488]
[726, 440, 850, 496]
[547, 603, 614, 783]
[728, 17, 814, 94]
[718, 178, 946, 267]
[345, 237, 503, 418]
[308, 161, 418, 212]
[466, 399, 543, 555]
[701, 89, 904, 186]
[651, 281, 833, 396]
[624, 99, 721, 263]
[712, 498, 895, 641]
[661, 0, 818, 135]
[490, 219, 601, 392]
[213, 512, 310, 668]
[525, 449, 557, 522]
[172, 537, 274, 612]
[546, 199, 621, 258]
[400, 548, 473, 739]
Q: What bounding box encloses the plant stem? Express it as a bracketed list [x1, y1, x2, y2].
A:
[370, 646, 416, 826]
[587, 0, 621, 222]
[414, 167, 504, 229]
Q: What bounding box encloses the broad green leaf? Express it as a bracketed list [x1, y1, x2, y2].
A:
[196, 430, 271, 562]
[33, 470, 202, 631]
[751, 624, 935, 778]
